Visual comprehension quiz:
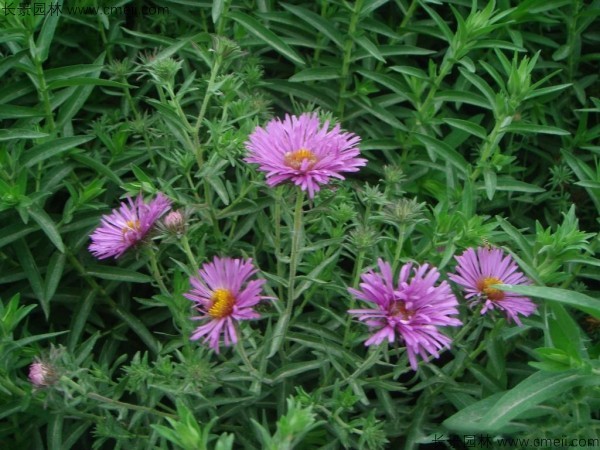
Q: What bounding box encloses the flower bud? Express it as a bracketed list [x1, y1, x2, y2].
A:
[163, 210, 187, 236]
[29, 360, 57, 387]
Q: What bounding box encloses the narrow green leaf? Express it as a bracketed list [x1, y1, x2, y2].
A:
[562, 150, 600, 213]
[354, 35, 385, 62]
[74, 332, 101, 367]
[207, 175, 230, 205]
[268, 312, 289, 359]
[0, 105, 44, 119]
[281, 3, 344, 49]
[0, 49, 28, 79]
[505, 123, 570, 135]
[548, 303, 585, 359]
[0, 401, 27, 421]
[483, 169, 497, 200]
[471, 40, 524, 52]
[15, 330, 69, 347]
[497, 284, 600, 318]
[70, 152, 122, 185]
[114, 306, 159, 354]
[389, 65, 429, 80]
[413, 133, 469, 174]
[458, 68, 496, 108]
[420, 3, 454, 43]
[575, 180, 600, 189]
[28, 205, 65, 253]
[57, 53, 106, 129]
[524, 83, 571, 100]
[212, 0, 226, 24]
[436, 90, 492, 109]
[218, 197, 272, 219]
[48, 413, 64, 450]
[68, 291, 96, 353]
[35, 0, 62, 62]
[353, 97, 407, 131]
[45, 64, 105, 83]
[289, 67, 340, 82]
[552, 44, 570, 61]
[495, 216, 532, 260]
[461, 177, 474, 217]
[22, 136, 94, 168]
[0, 79, 35, 104]
[272, 361, 323, 383]
[491, 177, 545, 193]
[229, 11, 304, 66]
[0, 129, 49, 141]
[444, 118, 487, 140]
[13, 239, 47, 316]
[47, 78, 133, 90]
[87, 266, 153, 283]
[45, 252, 66, 300]
[478, 370, 600, 431]
[264, 80, 336, 110]
[62, 422, 91, 450]
[357, 69, 410, 98]
[287, 332, 356, 360]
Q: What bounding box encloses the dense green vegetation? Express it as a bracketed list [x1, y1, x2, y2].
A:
[1, 1, 599, 448]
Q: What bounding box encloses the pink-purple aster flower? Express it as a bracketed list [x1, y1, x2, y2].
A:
[185, 256, 267, 352]
[348, 259, 462, 370]
[89, 193, 171, 259]
[244, 113, 367, 198]
[448, 247, 537, 325]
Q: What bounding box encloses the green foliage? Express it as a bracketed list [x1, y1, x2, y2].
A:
[1, 0, 599, 448]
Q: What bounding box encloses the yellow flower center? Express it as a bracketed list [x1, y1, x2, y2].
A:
[477, 277, 505, 301]
[208, 288, 236, 319]
[283, 148, 318, 170]
[122, 220, 141, 240]
[390, 301, 413, 320]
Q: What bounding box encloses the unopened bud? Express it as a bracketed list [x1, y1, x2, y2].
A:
[29, 360, 57, 387]
[164, 210, 187, 235]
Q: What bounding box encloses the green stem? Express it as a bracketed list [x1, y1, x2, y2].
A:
[344, 247, 366, 346]
[180, 234, 198, 268]
[236, 341, 268, 387]
[470, 115, 510, 182]
[337, 0, 364, 119]
[147, 250, 168, 295]
[402, 58, 454, 161]
[33, 56, 55, 132]
[204, 178, 222, 241]
[400, 0, 418, 29]
[351, 249, 365, 290]
[268, 190, 305, 359]
[392, 224, 406, 272]
[274, 187, 284, 299]
[347, 345, 382, 382]
[416, 60, 453, 127]
[61, 377, 177, 419]
[287, 190, 305, 315]
[193, 52, 222, 168]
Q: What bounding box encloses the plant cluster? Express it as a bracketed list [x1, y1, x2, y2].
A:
[1, 0, 599, 449]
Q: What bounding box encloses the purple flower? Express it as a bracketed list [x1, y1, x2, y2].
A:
[29, 360, 55, 387]
[448, 247, 537, 325]
[89, 193, 171, 259]
[244, 113, 367, 198]
[184, 257, 267, 352]
[348, 259, 462, 370]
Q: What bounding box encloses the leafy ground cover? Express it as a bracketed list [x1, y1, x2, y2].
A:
[1, 0, 600, 448]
